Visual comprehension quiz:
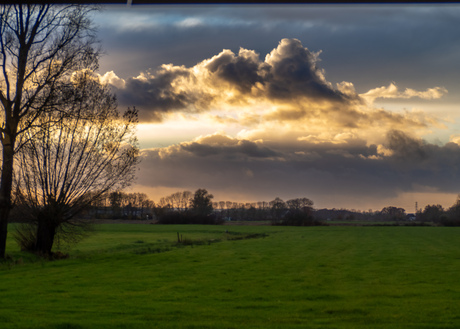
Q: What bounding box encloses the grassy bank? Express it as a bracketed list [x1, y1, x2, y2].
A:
[1, 224, 460, 328]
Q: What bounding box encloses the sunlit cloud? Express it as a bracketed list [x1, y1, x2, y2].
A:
[104, 39, 445, 146]
[450, 135, 460, 146]
[360, 82, 447, 105]
[106, 39, 352, 121]
[99, 70, 126, 89]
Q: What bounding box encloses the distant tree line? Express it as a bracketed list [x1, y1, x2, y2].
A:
[153, 191, 460, 226]
[314, 206, 407, 222]
[313, 200, 460, 226]
[54, 189, 324, 226]
[155, 192, 323, 226]
[89, 191, 155, 220]
[13, 186, 460, 230]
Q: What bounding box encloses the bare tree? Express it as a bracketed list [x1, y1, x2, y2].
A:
[159, 190, 192, 211]
[14, 71, 139, 255]
[225, 201, 233, 210]
[180, 191, 192, 210]
[0, 4, 99, 258]
[158, 196, 169, 209]
[135, 193, 151, 219]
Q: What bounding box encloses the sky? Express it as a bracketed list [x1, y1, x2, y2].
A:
[91, 3, 460, 212]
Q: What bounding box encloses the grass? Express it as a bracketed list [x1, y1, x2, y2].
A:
[1, 224, 460, 328]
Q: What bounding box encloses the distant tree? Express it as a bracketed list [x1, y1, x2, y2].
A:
[157, 189, 220, 225]
[134, 193, 148, 219]
[157, 191, 191, 211]
[14, 72, 139, 255]
[124, 193, 136, 219]
[443, 197, 460, 226]
[158, 196, 169, 208]
[178, 191, 192, 210]
[87, 191, 107, 219]
[280, 197, 320, 226]
[269, 197, 287, 224]
[286, 197, 314, 212]
[245, 205, 258, 221]
[109, 191, 124, 218]
[380, 206, 406, 221]
[419, 204, 444, 223]
[217, 201, 225, 210]
[169, 192, 181, 210]
[0, 4, 100, 258]
[190, 188, 214, 218]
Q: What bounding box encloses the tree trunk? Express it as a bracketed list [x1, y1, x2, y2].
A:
[0, 207, 10, 259]
[35, 218, 57, 256]
[0, 142, 15, 259]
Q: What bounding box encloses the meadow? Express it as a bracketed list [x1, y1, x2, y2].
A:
[1, 223, 460, 329]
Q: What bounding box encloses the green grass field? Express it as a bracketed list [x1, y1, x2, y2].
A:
[1, 224, 460, 328]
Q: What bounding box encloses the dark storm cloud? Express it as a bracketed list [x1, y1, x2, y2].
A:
[112, 65, 212, 121]
[386, 129, 428, 161]
[384, 130, 460, 182]
[204, 49, 265, 94]
[139, 132, 460, 203]
[204, 38, 346, 101]
[263, 39, 343, 101]
[181, 139, 280, 158]
[115, 76, 189, 120]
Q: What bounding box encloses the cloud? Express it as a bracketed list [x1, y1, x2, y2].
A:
[385, 129, 428, 161]
[176, 17, 204, 28]
[104, 38, 445, 147]
[203, 47, 265, 94]
[263, 39, 343, 101]
[107, 38, 354, 122]
[111, 65, 213, 121]
[361, 83, 447, 104]
[99, 70, 125, 89]
[158, 132, 280, 159]
[137, 130, 460, 208]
